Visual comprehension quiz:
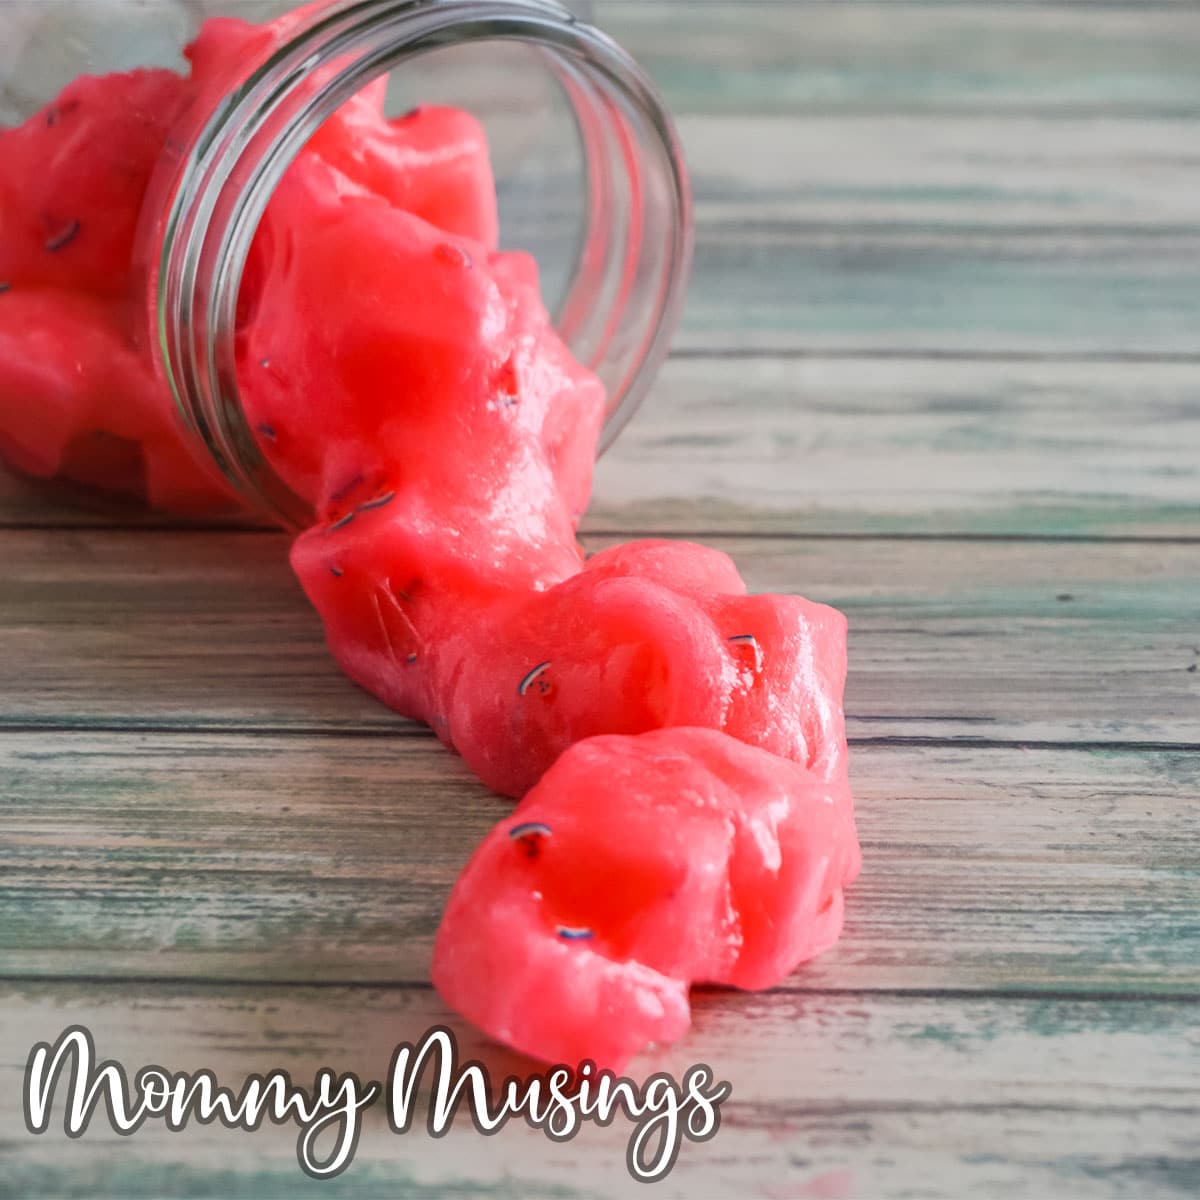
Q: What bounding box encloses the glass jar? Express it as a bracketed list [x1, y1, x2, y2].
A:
[0, 0, 692, 525]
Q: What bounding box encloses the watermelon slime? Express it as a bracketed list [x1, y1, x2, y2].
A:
[0, 10, 860, 1071]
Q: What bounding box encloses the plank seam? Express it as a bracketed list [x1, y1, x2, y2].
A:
[2, 525, 1199, 543]
[585, 532, 1200, 545]
[670, 348, 1200, 364]
[2, 722, 1200, 753]
[680, 104, 1200, 119]
[2, 977, 1197, 1003]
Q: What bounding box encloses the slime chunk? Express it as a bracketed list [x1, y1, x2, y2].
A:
[0, 68, 191, 297]
[432, 726, 861, 1071]
[0, 3, 861, 1069]
[295, 527, 849, 797]
[185, 13, 498, 245]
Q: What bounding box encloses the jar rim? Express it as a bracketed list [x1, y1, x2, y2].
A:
[156, 0, 693, 528]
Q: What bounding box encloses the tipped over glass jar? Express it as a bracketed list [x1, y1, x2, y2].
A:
[0, 0, 691, 524]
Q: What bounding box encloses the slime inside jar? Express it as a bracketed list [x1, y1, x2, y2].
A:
[0, 9, 860, 1071]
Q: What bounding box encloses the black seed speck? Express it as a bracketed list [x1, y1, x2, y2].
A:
[329, 565, 344, 578]
[509, 821, 552, 841]
[329, 511, 356, 531]
[358, 490, 396, 512]
[728, 633, 764, 671]
[518, 661, 551, 696]
[0, 282, 10, 295]
[256, 423, 276, 440]
[407, 652, 418, 664]
[556, 926, 593, 941]
[44, 103, 76, 128]
[45, 220, 80, 253]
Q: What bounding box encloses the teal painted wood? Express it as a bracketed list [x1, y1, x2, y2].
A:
[1, 984, 1197, 1199]
[590, 356, 1200, 537]
[631, 2, 1200, 355]
[679, 114, 1200, 229]
[4, 353, 1200, 536]
[2, 4, 1199, 1198]
[595, 2, 1200, 118]
[0, 531, 1197, 742]
[678, 222, 1200, 355]
[2, 737, 1198, 991]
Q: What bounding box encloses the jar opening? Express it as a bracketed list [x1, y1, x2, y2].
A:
[156, 0, 692, 528]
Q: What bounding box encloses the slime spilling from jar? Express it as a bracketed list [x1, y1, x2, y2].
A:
[0, 10, 859, 1071]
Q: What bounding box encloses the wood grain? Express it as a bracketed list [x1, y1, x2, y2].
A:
[1, 528, 1196, 744]
[4, 352, 1199, 537]
[649, 2, 1200, 356]
[591, 356, 1200, 537]
[2, 735, 1197, 992]
[680, 114, 1200, 230]
[3, 4, 1199, 1197]
[596, 3, 1200, 118]
[1, 983, 1196, 1200]
[679, 224, 1200, 356]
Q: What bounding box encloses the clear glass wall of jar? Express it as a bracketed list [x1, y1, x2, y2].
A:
[0, 0, 692, 525]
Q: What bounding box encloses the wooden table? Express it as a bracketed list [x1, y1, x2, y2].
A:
[2, 3, 1198, 1196]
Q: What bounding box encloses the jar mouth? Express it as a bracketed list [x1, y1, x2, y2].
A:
[156, 0, 692, 528]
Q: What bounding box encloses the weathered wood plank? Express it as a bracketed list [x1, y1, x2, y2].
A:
[5, 351, 1200, 536]
[514, 191, 1200, 356]
[5, 355, 1200, 536]
[503, 109, 1200, 261]
[680, 114, 1200, 230]
[597, 2, 1200, 118]
[0, 983, 1196, 1199]
[590, 356, 1200, 537]
[679, 223, 1200, 356]
[2, 6, 1195, 1199]
[12, 2, 1200, 122]
[629, 4, 1200, 355]
[1, 529, 1196, 743]
[2, 736, 1197, 990]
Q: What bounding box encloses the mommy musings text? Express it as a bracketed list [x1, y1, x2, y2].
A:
[23, 1024, 731, 1182]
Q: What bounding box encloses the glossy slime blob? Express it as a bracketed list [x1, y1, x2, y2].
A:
[0, 10, 860, 1072]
